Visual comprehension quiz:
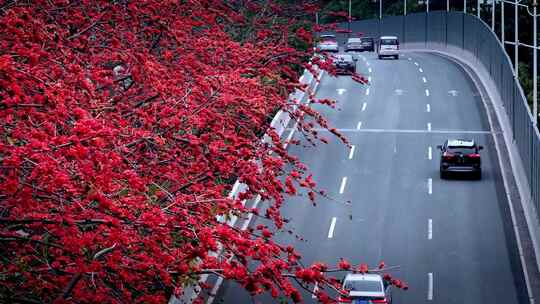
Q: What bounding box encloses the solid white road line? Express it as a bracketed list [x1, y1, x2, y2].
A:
[419, 68, 424, 73]
[428, 219, 433, 240]
[414, 62, 419, 66]
[312, 282, 319, 299]
[423, 77, 427, 83]
[425, 89, 430, 96]
[328, 217, 337, 238]
[368, 67, 372, 73]
[362, 102, 367, 111]
[356, 121, 363, 130]
[427, 123, 432, 132]
[339, 177, 348, 194]
[426, 104, 431, 112]
[428, 178, 433, 194]
[366, 88, 370, 95]
[428, 273, 433, 300]
[349, 145, 356, 159]
[428, 146, 432, 160]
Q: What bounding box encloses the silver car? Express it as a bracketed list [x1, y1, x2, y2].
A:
[339, 273, 392, 303]
[377, 36, 399, 60]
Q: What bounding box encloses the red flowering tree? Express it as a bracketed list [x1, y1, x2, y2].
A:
[0, 1, 401, 303]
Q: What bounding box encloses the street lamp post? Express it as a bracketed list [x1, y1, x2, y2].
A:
[515, 0, 519, 79]
[502, 0, 505, 43]
[478, 0, 481, 17]
[534, 0, 538, 124]
[405, 0, 407, 15]
[427, 0, 430, 12]
[492, 0, 496, 30]
[465, 0, 467, 13]
[380, 0, 383, 19]
[447, 0, 450, 11]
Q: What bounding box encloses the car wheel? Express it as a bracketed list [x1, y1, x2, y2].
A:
[475, 170, 482, 180]
[378, 55, 382, 60]
[440, 170, 446, 179]
[394, 55, 399, 60]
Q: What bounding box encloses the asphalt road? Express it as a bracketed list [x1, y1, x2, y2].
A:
[213, 52, 526, 303]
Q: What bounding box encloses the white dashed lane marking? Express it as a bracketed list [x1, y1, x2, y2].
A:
[428, 219, 433, 240]
[428, 178, 433, 194]
[362, 102, 367, 111]
[339, 177, 348, 194]
[427, 123, 432, 132]
[426, 104, 431, 112]
[366, 88, 370, 96]
[423, 77, 427, 83]
[356, 121, 363, 130]
[349, 145, 356, 159]
[419, 68, 424, 73]
[428, 146, 432, 160]
[428, 273, 434, 300]
[328, 217, 337, 238]
[414, 62, 419, 66]
[425, 89, 430, 96]
[368, 67, 372, 73]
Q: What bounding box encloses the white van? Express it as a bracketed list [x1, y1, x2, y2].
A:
[378, 36, 399, 60]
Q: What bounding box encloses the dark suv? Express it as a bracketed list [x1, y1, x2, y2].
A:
[438, 139, 483, 179]
[331, 54, 357, 75]
[345, 37, 375, 52]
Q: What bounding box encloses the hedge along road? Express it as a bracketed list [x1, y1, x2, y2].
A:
[213, 52, 526, 303]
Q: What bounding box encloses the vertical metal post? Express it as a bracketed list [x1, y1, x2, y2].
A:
[492, 0, 495, 30]
[534, 4, 537, 124]
[515, 0, 519, 78]
[478, 0, 481, 17]
[405, 0, 407, 15]
[380, 0, 383, 19]
[349, 0, 352, 20]
[501, 0, 504, 43]
[464, 0, 467, 13]
[447, 0, 450, 11]
[427, 0, 430, 12]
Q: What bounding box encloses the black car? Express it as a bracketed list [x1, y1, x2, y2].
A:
[438, 139, 483, 179]
[331, 54, 357, 74]
[345, 37, 375, 52]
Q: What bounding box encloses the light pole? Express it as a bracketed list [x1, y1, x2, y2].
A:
[465, 0, 467, 13]
[515, 0, 519, 79]
[427, 0, 430, 12]
[405, 0, 407, 15]
[447, 0, 450, 11]
[534, 0, 537, 124]
[380, 0, 383, 19]
[349, 0, 352, 21]
[478, 0, 481, 17]
[502, 0, 505, 43]
[493, 0, 496, 30]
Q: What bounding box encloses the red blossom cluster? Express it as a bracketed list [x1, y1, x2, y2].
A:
[0, 1, 400, 303]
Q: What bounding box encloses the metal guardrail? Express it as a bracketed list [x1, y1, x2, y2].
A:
[339, 11, 540, 227]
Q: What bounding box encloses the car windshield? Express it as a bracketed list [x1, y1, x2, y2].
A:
[348, 38, 361, 43]
[381, 39, 398, 45]
[320, 35, 336, 41]
[361, 38, 373, 42]
[344, 280, 383, 292]
[448, 146, 477, 154]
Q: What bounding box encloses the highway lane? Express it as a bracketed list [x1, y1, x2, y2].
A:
[214, 52, 525, 303]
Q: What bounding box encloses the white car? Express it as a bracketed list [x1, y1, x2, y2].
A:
[339, 273, 392, 303]
[317, 34, 339, 53]
[377, 36, 399, 60]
